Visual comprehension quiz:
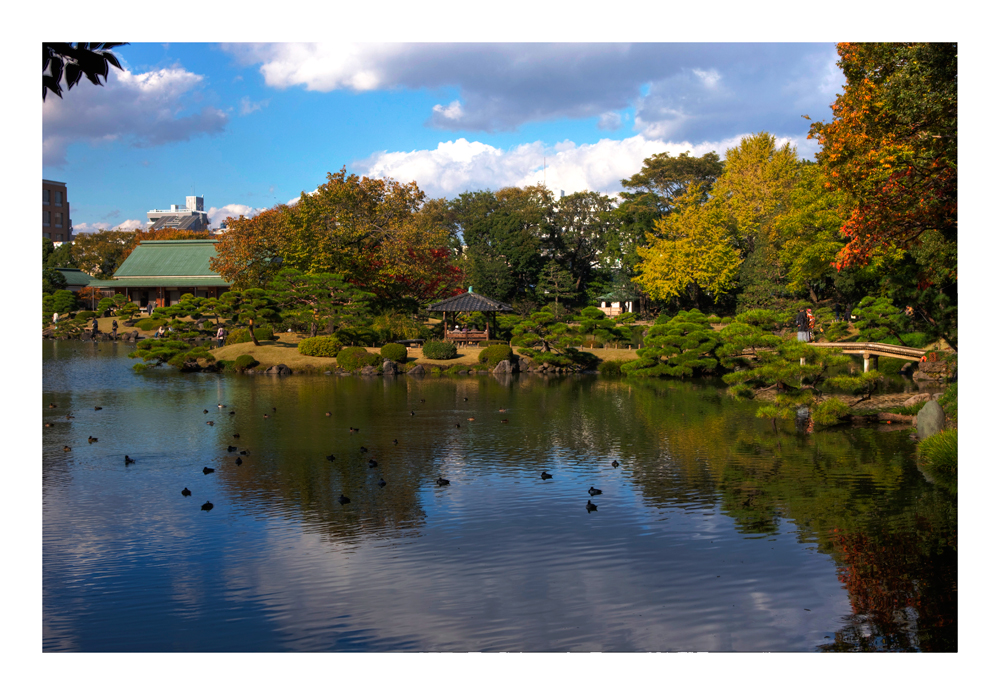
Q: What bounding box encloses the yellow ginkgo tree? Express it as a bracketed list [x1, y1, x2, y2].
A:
[634, 183, 741, 304]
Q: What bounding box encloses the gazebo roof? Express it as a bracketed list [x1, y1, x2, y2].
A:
[427, 291, 513, 313]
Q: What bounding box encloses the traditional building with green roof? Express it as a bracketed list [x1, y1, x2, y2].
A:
[52, 267, 94, 292]
[89, 239, 230, 309]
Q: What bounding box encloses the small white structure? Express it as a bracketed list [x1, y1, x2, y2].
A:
[597, 292, 634, 317]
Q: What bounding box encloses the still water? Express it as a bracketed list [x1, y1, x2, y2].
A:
[42, 341, 956, 652]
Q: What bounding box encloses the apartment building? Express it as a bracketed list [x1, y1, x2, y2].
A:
[43, 179, 72, 242]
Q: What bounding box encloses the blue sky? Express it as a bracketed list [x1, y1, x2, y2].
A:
[43, 42, 844, 234]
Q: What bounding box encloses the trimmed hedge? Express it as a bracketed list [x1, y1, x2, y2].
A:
[380, 343, 408, 363]
[479, 344, 512, 368]
[134, 317, 168, 331]
[336, 346, 381, 371]
[225, 325, 275, 346]
[299, 335, 343, 358]
[597, 359, 629, 377]
[422, 340, 458, 360]
[75, 311, 97, 321]
[233, 354, 259, 372]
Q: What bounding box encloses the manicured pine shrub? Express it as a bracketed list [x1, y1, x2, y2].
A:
[225, 325, 275, 346]
[380, 343, 408, 363]
[232, 354, 259, 372]
[336, 346, 381, 370]
[422, 340, 458, 360]
[478, 344, 512, 368]
[298, 336, 344, 357]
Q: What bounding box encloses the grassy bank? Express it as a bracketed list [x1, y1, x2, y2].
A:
[209, 334, 642, 373]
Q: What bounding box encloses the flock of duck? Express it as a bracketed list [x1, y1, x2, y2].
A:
[50, 398, 623, 515]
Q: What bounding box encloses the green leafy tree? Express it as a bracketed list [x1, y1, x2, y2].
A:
[43, 43, 127, 100]
[452, 186, 552, 303]
[548, 190, 618, 294]
[535, 259, 577, 308]
[269, 268, 373, 338]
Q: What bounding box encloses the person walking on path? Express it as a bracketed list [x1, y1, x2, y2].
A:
[216, 325, 226, 348]
[111, 319, 118, 341]
[795, 308, 810, 342]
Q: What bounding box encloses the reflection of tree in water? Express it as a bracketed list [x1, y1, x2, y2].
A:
[618, 379, 956, 650]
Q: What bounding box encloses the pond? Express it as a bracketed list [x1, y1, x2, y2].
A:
[42, 340, 956, 652]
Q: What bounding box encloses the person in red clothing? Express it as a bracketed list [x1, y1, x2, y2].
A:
[806, 308, 816, 341]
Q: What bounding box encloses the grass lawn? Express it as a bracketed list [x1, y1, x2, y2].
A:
[210, 333, 642, 373]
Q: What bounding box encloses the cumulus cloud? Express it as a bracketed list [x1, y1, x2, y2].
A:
[222, 43, 841, 139]
[356, 133, 814, 200]
[71, 218, 145, 235]
[43, 65, 228, 166]
[206, 204, 262, 227]
[113, 219, 146, 231]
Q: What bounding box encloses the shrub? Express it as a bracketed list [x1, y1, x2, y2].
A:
[479, 344, 513, 368]
[938, 383, 958, 421]
[422, 340, 458, 360]
[75, 311, 97, 321]
[918, 428, 958, 476]
[233, 354, 259, 372]
[298, 335, 344, 358]
[380, 343, 408, 363]
[225, 325, 275, 346]
[135, 318, 167, 332]
[336, 346, 381, 371]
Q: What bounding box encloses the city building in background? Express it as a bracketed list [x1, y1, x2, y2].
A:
[147, 195, 211, 231]
[43, 179, 72, 243]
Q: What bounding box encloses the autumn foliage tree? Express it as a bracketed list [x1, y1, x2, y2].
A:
[809, 43, 957, 347]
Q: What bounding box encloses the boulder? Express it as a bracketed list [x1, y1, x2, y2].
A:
[267, 364, 292, 375]
[382, 359, 398, 376]
[359, 365, 378, 376]
[916, 400, 946, 440]
[408, 364, 425, 376]
[902, 393, 932, 408]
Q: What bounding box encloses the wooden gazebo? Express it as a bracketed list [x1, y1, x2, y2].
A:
[428, 290, 514, 345]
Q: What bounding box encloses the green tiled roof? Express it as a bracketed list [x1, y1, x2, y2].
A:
[53, 267, 94, 286]
[90, 277, 231, 288]
[111, 239, 224, 281]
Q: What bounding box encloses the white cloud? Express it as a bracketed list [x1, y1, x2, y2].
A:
[597, 112, 623, 131]
[43, 65, 228, 166]
[206, 204, 262, 227]
[222, 43, 841, 139]
[70, 222, 103, 236]
[239, 96, 270, 115]
[113, 219, 146, 231]
[356, 133, 816, 200]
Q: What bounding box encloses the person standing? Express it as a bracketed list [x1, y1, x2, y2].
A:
[91, 317, 99, 341]
[52, 312, 59, 324]
[795, 308, 809, 342]
[216, 325, 226, 348]
[111, 319, 118, 341]
[806, 308, 816, 342]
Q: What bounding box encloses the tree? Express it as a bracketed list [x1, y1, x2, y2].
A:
[269, 268, 373, 338]
[619, 150, 724, 216]
[809, 43, 957, 347]
[772, 164, 852, 304]
[43, 43, 127, 100]
[633, 183, 741, 306]
[622, 309, 721, 378]
[548, 190, 618, 295]
[451, 186, 552, 303]
[211, 206, 292, 290]
[535, 259, 576, 308]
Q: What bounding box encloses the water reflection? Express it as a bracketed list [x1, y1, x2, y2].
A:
[42, 341, 956, 651]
